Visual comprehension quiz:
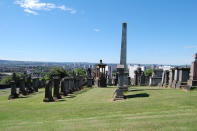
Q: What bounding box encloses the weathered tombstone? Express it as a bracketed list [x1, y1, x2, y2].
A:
[188, 53, 197, 89]
[171, 67, 180, 88]
[60, 78, 64, 95]
[168, 68, 175, 88]
[43, 80, 54, 102]
[114, 23, 128, 100]
[87, 68, 93, 87]
[32, 78, 39, 92]
[149, 69, 163, 86]
[19, 78, 27, 95]
[26, 75, 34, 93]
[134, 67, 145, 86]
[64, 77, 70, 94]
[176, 67, 190, 88]
[8, 81, 19, 100]
[161, 70, 170, 88]
[53, 76, 62, 100]
[107, 66, 113, 86]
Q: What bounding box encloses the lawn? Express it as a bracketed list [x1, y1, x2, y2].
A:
[0, 86, 197, 131]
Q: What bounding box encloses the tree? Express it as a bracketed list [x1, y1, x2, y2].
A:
[74, 68, 86, 77]
[44, 67, 68, 80]
[144, 69, 153, 77]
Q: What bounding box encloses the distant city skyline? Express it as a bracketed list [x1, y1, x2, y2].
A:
[0, 0, 197, 65]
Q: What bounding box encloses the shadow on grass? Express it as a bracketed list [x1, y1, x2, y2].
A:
[56, 99, 66, 102]
[128, 88, 164, 92]
[125, 93, 149, 99]
[66, 95, 76, 98]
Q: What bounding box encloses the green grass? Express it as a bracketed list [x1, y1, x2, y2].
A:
[0, 86, 197, 131]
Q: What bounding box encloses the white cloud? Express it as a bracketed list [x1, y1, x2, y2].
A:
[15, 0, 77, 15]
[184, 45, 197, 49]
[24, 8, 38, 15]
[93, 28, 101, 32]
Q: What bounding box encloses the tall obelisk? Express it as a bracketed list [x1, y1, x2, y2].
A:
[120, 23, 128, 91]
[114, 23, 128, 100]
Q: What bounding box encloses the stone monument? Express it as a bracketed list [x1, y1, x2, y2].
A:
[114, 23, 128, 100]
[8, 81, 19, 100]
[53, 76, 62, 100]
[188, 53, 197, 88]
[43, 80, 54, 102]
[94, 60, 107, 87]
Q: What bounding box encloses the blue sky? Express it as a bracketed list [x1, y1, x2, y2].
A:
[0, 0, 197, 65]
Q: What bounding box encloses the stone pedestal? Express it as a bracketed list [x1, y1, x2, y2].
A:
[53, 77, 61, 100]
[113, 88, 124, 100]
[43, 80, 54, 102]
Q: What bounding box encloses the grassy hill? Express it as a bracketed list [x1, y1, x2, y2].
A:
[0, 87, 197, 131]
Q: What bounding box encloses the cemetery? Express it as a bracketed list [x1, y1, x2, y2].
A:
[0, 22, 196, 130]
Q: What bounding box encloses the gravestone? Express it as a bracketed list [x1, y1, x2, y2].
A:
[168, 68, 175, 88]
[19, 78, 27, 95]
[134, 67, 145, 86]
[149, 69, 163, 86]
[43, 80, 54, 102]
[107, 66, 113, 86]
[53, 76, 62, 100]
[162, 70, 170, 88]
[176, 67, 190, 88]
[188, 53, 197, 89]
[64, 77, 70, 94]
[32, 78, 39, 92]
[8, 81, 19, 100]
[114, 23, 128, 100]
[87, 68, 93, 87]
[60, 78, 67, 96]
[26, 75, 34, 93]
[172, 67, 180, 88]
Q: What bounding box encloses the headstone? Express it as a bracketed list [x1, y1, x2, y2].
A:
[32, 78, 39, 92]
[19, 78, 27, 95]
[107, 66, 113, 86]
[114, 23, 128, 100]
[168, 68, 175, 88]
[134, 67, 145, 86]
[176, 67, 190, 88]
[171, 67, 180, 88]
[8, 81, 19, 100]
[87, 68, 93, 87]
[64, 77, 70, 94]
[53, 76, 62, 100]
[26, 75, 34, 93]
[149, 69, 163, 86]
[161, 70, 170, 88]
[43, 80, 54, 102]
